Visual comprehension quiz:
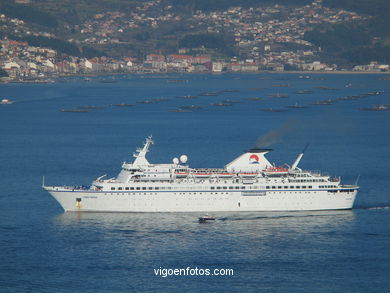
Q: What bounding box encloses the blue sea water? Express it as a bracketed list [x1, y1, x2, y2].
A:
[0, 73, 390, 292]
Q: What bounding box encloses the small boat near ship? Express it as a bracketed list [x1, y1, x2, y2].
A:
[1, 98, 13, 104]
[198, 215, 216, 223]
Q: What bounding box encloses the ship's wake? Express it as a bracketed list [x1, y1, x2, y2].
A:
[365, 206, 390, 210]
[218, 212, 348, 222]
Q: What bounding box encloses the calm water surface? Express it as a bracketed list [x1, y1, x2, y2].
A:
[0, 73, 389, 292]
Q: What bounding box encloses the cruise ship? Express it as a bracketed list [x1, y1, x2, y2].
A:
[43, 136, 358, 212]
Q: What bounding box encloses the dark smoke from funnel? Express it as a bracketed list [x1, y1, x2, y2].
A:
[255, 120, 296, 148]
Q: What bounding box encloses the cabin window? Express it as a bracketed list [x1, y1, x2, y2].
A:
[211, 187, 215, 190]
[229, 187, 234, 189]
[149, 187, 153, 190]
[309, 186, 312, 188]
[142, 187, 146, 190]
[223, 187, 227, 190]
[155, 187, 160, 190]
[235, 187, 240, 189]
[242, 187, 246, 190]
[217, 187, 221, 190]
[278, 186, 282, 189]
[130, 187, 134, 190]
[111, 187, 115, 190]
[290, 186, 294, 189]
[302, 186, 306, 189]
[272, 186, 276, 189]
[136, 187, 140, 190]
[266, 186, 270, 189]
[118, 187, 123, 190]
[125, 187, 129, 190]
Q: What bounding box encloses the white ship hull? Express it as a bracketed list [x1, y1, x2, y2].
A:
[46, 188, 357, 212]
[44, 136, 359, 213]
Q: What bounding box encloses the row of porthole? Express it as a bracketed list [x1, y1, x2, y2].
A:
[102, 191, 323, 196]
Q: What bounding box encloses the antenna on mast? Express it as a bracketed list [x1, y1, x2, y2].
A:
[302, 143, 310, 154]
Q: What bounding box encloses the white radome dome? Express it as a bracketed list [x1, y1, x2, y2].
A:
[180, 155, 188, 164]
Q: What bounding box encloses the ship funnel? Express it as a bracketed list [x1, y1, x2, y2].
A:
[291, 143, 309, 170]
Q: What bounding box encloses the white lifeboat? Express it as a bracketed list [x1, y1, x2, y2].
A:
[191, 172, 211, 178]
[238, 172, 259, 178]
[263, 166, 289, 176]
[217, 172, 235, 178]
[174, 171, 189, 178]
[1, 98, 13, 104]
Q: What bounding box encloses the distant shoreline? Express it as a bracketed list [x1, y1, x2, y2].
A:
[1, 70, 390, 84]
[268, 71, 390, 75]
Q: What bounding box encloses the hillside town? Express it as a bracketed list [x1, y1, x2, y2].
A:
[1, 0, 389, 82]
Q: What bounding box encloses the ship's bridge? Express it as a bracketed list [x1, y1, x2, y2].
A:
[225, 148, 272, 172]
